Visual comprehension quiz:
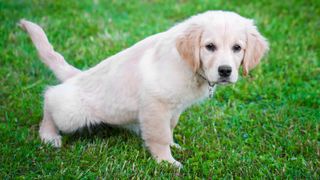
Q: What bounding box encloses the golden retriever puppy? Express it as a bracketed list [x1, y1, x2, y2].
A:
[20, 11, 268, 167]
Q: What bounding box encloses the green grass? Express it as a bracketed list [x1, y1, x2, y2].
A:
[1, 0, 319, 178]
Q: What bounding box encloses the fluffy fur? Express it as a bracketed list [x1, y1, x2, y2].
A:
[20, 11, 268, 167]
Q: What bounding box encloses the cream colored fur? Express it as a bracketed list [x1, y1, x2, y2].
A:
[20, 11, 268, 167]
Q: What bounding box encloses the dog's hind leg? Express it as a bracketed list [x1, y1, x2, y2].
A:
[39, 108, 62, 148]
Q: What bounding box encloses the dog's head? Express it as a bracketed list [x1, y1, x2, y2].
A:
[176, 11, 269, 84]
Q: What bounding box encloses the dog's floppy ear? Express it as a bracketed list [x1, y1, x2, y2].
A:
[242, 21, 269, 76]
[176, 25, 203, 72]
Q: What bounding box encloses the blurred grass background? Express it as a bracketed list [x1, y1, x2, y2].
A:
[0, 0, 319, 178]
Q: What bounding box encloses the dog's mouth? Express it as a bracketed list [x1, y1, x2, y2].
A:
[216, 78, 232, 85]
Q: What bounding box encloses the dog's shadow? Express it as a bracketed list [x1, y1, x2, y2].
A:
[62, 123, 141, 147]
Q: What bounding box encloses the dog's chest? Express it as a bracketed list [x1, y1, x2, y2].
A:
[169, 82, 213, 110]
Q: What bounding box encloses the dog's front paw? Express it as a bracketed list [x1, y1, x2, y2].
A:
[170, 142, 183, 150]
[156, 156, 183, 168]
[171, 159, 183, 168]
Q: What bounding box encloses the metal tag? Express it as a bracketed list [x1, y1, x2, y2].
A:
[209, 86, 214, 98]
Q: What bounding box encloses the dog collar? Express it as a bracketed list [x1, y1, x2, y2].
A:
[196, 70, 216, 98]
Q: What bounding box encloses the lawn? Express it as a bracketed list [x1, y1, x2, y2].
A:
[0, 0, 319, 178]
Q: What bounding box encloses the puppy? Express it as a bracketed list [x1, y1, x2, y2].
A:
[20, 11, 268, 167]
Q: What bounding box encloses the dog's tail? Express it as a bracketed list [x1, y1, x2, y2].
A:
[19, 19, 81, 82]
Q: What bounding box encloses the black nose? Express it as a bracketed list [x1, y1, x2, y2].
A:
[218, 65, 232, 77]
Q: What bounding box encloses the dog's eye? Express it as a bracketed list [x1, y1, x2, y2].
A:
[232, 44, 241, 52]
[205, 43, 217, 52]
